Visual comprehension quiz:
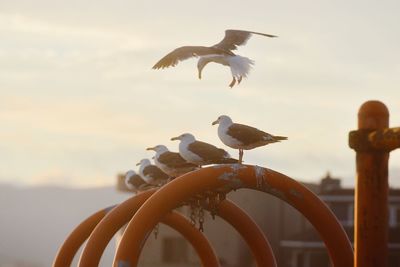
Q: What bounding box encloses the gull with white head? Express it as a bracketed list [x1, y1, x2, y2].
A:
[171, 133, 238, 166]
[136, 159, 170, 186]
[153, 29, 277, 88]
[146, 145, 198, 177]
[125, 170, 152, 192]
[212, 115, 288, 163]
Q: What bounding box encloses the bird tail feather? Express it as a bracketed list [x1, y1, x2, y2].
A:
[273, 136, 288, 141]
[229, 55, 254, 79]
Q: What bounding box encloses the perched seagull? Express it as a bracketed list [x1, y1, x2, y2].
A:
[136, 159, 170, 186]
[152, 29, 277, 88]
[212, 115, 288, 163]
[147, 145, 198, 177]
[125, 170, 152, 192]
[171, 133, 238, 166]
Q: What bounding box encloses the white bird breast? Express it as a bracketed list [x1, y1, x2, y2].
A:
[179, 142, 203, 164]
[218, 124, 243, 149]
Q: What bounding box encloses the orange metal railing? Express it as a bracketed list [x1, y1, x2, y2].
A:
[78, 188, 275, 267]
[53, 189, 219, 267]
[53, 205, 115, 267]
[114, 165, 353, 267]
[54, 100, 399, 267]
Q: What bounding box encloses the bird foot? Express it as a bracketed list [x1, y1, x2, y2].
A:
[238, 76, 242, 84]
[239, 149, 243, 164]
[229, 77, 236, 88]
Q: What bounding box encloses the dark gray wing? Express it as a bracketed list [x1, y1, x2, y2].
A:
[143, 165, 169, 180]
[152, 46, 226, 69]
[227, 123, 276, 146]
[213, 29, 277, 51]
[127, 174, 147, 188]
[158, 151, 197, 168]
[188, 141, 227, 160]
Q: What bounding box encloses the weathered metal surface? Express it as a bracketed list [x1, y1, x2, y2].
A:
[78, 189, 219, 267]
[352, 100, 390, 267]
[349, 127, 400, 152]
[114, 164, 353, 267]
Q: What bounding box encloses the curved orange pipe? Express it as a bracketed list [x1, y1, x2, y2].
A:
[53, 190, 218, 267]
[53, 205, 115, 267]
[79, 188, 276, 267]
[163, 211, 220, 266]
[78, 189, 219, 267]
[114, 164, 353, 267]
[217, 200, 277, 266]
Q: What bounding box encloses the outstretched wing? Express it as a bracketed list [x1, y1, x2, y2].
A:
[213, 29, 277, 51]
[152, 46, 222, 69]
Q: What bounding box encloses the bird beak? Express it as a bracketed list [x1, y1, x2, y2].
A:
[136, 162, 141, 166]
[212, 119, 219, 126]
[146, 147, 155, 151]
[171, 136, 179, 141]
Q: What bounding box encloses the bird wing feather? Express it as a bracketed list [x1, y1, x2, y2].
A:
[143, 165, 169, 180]
[152, 46, 224, 69]
[188, 141, 229, 161]
[128, 175, 147, 188]
[227, 123, 276, 145]
[158, 151, 197, 168]
[213, 29, 277, 51]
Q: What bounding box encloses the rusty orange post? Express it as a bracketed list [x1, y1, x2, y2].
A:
[78, 189, 219, 267]
[349, 101, 390, 267]
[53, 205, 115, 267]
[114, 165, 353, 267]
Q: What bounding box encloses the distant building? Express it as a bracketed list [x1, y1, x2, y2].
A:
[116, 172, 400, 267]
[280, 172, 400, 267]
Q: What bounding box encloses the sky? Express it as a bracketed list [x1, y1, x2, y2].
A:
[0, 0, 399, 188]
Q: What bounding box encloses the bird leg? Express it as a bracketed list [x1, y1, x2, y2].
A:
[238, 76, 242, 84]
[229, 77, 236, 88]
[239, 149, 243, 164]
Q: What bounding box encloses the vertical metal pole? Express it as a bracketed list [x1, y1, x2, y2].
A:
[355, 100, 389, 267]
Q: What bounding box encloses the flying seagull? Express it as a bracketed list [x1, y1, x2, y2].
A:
[152, 29, 277, 88]
[125, 170, 152, 192]
[136, 159, 170, 186]
[147, 145, 198, 177]
[212, 115, 288, 163]
[171, 133, 238, 166]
